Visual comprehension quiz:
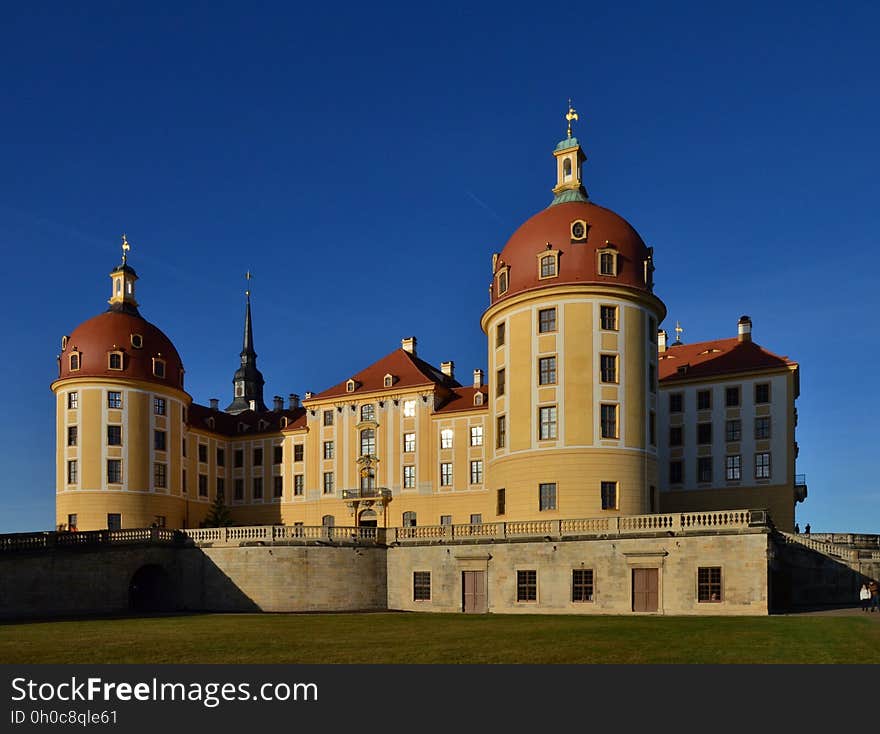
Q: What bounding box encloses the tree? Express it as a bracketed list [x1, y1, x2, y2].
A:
[202, 493, 234, 527]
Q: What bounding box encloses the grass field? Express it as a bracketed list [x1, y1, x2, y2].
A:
[2, 612, 879, 664]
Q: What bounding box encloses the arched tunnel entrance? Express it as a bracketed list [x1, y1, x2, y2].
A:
[129, 564, 174, 612]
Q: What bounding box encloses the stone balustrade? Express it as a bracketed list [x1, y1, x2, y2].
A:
[0, 527, 180, 552]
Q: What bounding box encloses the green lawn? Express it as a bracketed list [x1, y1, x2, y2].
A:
[1, 612, 878, 664]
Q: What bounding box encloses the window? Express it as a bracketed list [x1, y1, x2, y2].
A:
[402, 511, 417, 527]
[669, 461, 683, 484]
[403, 465, 416, 488]
[404, 432, 416, 452]
[600, 404, 617, 439]
[69, 353, 80, 371]
[726, 419, 742, 442]
[293, 475, 304, 496]
[470, 513, 482, 524]
[154, 515, 166, 528]
[253, 447, 263, 465]
[108, 391, 122, 409]
[669, 393, 683, 413]
[517, 570, 537, 602]
[539, 482, 557, 511]
[470, 460, 483, 484]
[217, 477, 225, 501]
[323, 441, 334, 459]
[440, 428, 454, 449]
[253, 477, 263, 499]
[107, 459, 122, 484]
[154, 463, 167, 489]
[360, 428, 375, 457]
[131, 334, 143, 348]
[726, 386, 740, 407]
[322, 515, 335, 527]
[539, 406, 557, 440]
[198, 443, 207, 462]
[346, 380, 356, 393]
[108, 352, 123, 370]
[470, 425, 483, 446]
[496, 368, 505, 397]
[107, 425, 122, 446]
[496, 415, 506, 448]
[538, 307, 557, 333]
[360, 404, 375, 422]
[698, 567, 722, 603]
[496, 322, 505, 348]
[413, 572, 431, 601]
[153, 358, 165, 378]
[697, 423, 712, 445]
[697, 456, 713, 483]
[67, 460, 77, 483]
[755, 452, 771, 479]
[234, 478, 244, 500]
[107, 513, 121, 531]
[273, 476, 283, 498]
[649, 411, 656, 446]
[182, 469, 187, 494]
[67, 425, 78, 447]
[67, 513, 77, 530]
[403, 399, 417, 417]
[216, 448, 225, 466]
[293, 444, 304, 462]
[725, 454, 742, 481]
[601, 481, 617, 510]
[273, 446, 283, 464]
[68, 392, 78, 409]
[539, 356, 557, 385]
[599, 251, 616, 275]
[234, 449, 244, 468]
[649, 364, 656, 393]
[322, 410, 334, 426]
[497, 269, 508, 295]
[755, 383, 770, 404]
[572, 569, 594, 602]
[755, 416, 771, 440]
[497, 488, 506, 515]
[540, 253, 557, 278]
[384, 375, 393, 388]
[155, 430, 167, 452]
[600, 354, 617, 383]
[154, 397, 166, 415]
[669, 426, 683, 446]
[600, 305, 617, 330]
[440, 462, 453, 486]
[697, 390, 711, 411]
[323, 472, 334, 494]
[198, 474, 208, 497]
[440, 515, 452, 525]
[182, 437, 187, 457]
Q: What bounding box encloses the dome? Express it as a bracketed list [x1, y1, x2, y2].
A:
[58, 309, 184, 388]
[491, 200, 653, 304]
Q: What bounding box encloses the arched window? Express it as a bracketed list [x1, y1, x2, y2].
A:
[360, 467, 376, 491]
[563, 158, 572, 181]
[497, 269, 508, 295]
[360, 428, 376, 457]
[69, 352, 81, 371]
[360, 403, 375, 422]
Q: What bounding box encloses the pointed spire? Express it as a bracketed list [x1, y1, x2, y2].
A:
[242, 271, 255, 358]
[226, 271, 267, 414]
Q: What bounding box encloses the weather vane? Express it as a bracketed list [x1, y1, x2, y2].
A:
[121, 233, 130, 264]
[245, 270, 252, 298]
[565, 99, 579, 138]
[674, 320, 683, 343]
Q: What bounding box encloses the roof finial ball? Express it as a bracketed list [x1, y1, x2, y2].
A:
[565, 99, 579, 139]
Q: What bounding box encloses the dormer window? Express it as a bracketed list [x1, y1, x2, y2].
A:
[258, 419, 269, 431]
[496, 266, 509, 296]
[131, 334, 143, 349]
[152, 357, 166, 378]
[474, 392, 484, 406]
[207, 417, 215, 430]
[108, 351, 124, 371]
[346, 379, 359, 393]
[597, 243, 618, 277]
[238, 422, 249, 433]
[280, 417, 289, 429]
[537, 248, 560, 280]
[570, 220, 588, 242]
[69, 351, 81, 371]
[383, 373, 395, 388]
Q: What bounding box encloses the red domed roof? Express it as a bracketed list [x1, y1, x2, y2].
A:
[491, 200, 653, 305]
[57, 309, 184, 388]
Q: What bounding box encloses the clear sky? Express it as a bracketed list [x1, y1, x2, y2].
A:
[1, 1, 877, 533]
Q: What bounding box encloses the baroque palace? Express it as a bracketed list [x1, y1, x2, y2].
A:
[51, 111, 807, 544]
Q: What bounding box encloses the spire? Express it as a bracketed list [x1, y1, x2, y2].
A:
[225, 271, 267, 414]
[108, 233, 140, 315]
[550, 100, 589, 206]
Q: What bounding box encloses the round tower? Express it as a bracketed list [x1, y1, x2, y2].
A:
[480, 106, 667, 520]
[51, 238, 191, 531]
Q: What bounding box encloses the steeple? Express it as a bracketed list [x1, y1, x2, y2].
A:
[225, 271, 267, 414]
[550, 100, 589, 206]
[108, 234, 140, 315]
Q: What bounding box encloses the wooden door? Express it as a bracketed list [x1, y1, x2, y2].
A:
[462, 571, 487, 613]
[632, 568, 659, 612]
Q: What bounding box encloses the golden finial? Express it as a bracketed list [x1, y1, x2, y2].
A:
[121, 233, 130, 264]
[565, 98, 579, 138]
[674, 320, 684, 343]
[245, 270, 252, 298]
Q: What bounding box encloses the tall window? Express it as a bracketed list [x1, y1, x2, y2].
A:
[497, 269, 508, 295]
[293, 475, 304, 496]
[67, 425, 78, 447]
[698, 567, 722, 602]
[217, 477, 225, 501]
[470, 425, 483, 446]
[669, 393, 683, 413]
[107, 513, 121, 531]
[600, 481, 617, 510]
[67, 460, 77, 483]
[323, 440, 334, 459]
[496, 322, 505, 347]
[539, 482, 557, 510]
[755, 452, 771, 479]
[726, 419, 742, 442]
[440, 428, 454, 449]
[108, 391, 122, 409]
[669, 461, 683, 484]
[649, 363, 656, 393]
[154, 397, 166, 415]
[273, 476, 283, 498]
[360, 404, 375, 422]
[697, 456, 713, 483]
[649, 411, 656, 446]
[234, 478, 244, 500]
[599, 252, 615, 275]
[403, 400, 416, 417]
[669, 426, 683, 446]
[108, 352, 123, 370]
[600, 354, 617, 383]
[234, 449, 244, 467]
[725, 455, 741, 481]
[402, 511, 417, 527]
[496, 415, 506, 448]
[497, 488, 506, 516]
[539, 406, 557, 440]
[725, 386, 740, 407]
[323, 410, 334, 426]
[538, 307, 557, 333]
[404, 432, 416, 452]
[600, 404, 617, 439]
[600, 305, 617, 330]
[253, 447, 263, 465]
[413, 572, 431, 601]
[517, 570, 537, 602]
[755, 383, 770, 404]
[68, 392, 78, 409]
[360, 428, 375, 457]
[154, 430, 167, 452]
[755, 416, 771, 440]
[470, 460, 483, 484]
[199, 474, 208, 497]
[539, 356, 557, 385]
[697, 390, 711, 410]
[69, 353, 80, 371]
[272, 446, 282, 464]
[107, 459, 122, 484]
[403, 465, 416, 488]
[440, 462, 453, 486]
[572, 569, 594, 602]
[540, 254, 557, 278]
[697, 423, 712, 445]
[496, 368, 505, 397]
[107, 425, 122, 446]
[198, 443, 207, 462]
[293, 444, 304, 462]
[154, 463, 167, 489]
[252, 477, 263, 499]
[323, 472, 335, 494]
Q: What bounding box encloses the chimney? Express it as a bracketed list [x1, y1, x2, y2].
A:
[289, 393, 300, 409]
[658, 330, 668, 353]
[304, 391, 314, 400]
[440, 361, 454, 379]
[401, 336, 417, 355]
[473, 369, 484, 388]
[273, 395, 284, 411]
[738, 315, 752, 342]
[209, 398, 219, 410]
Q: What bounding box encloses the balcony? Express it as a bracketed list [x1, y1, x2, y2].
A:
[341, 487, 392, 501]
[794, 474, 807, 503]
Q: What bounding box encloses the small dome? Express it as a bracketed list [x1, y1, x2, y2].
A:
[58, 310, 184, 388]
[491, 200, 652, 304]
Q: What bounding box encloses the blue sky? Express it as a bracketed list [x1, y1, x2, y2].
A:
[1, 1, 877, 533]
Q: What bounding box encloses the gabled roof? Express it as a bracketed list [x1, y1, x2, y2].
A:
[188, 403, 306, 436]
[434, 386, 489, 414]
[307, 348, 460, 401]
[659, 337, 796, 384]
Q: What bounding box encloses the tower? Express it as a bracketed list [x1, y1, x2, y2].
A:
[226, 274, 267, 414]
